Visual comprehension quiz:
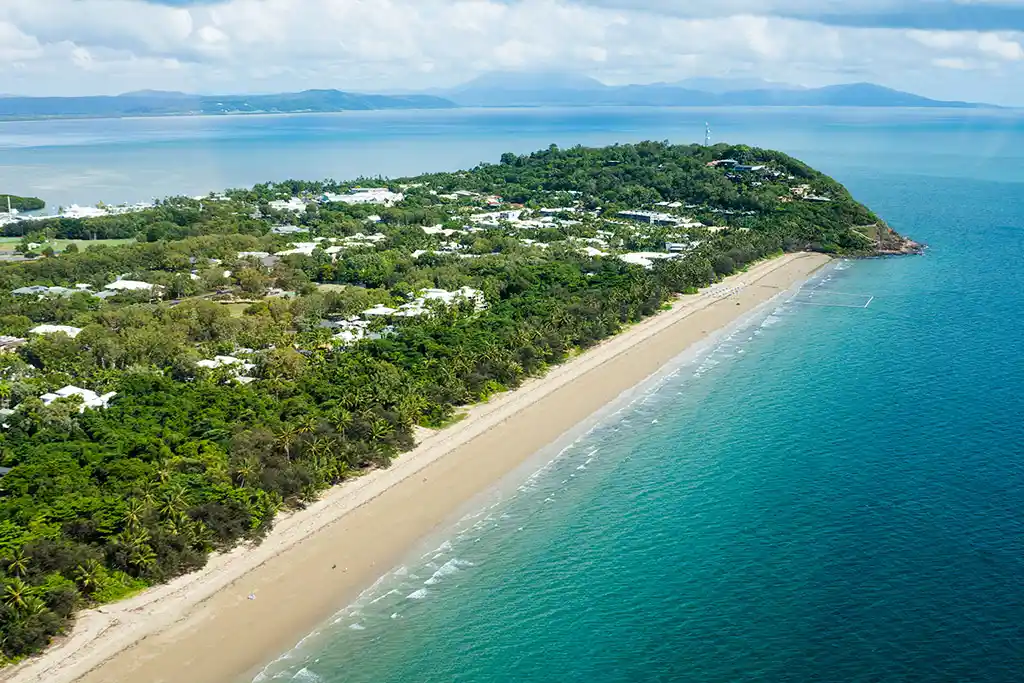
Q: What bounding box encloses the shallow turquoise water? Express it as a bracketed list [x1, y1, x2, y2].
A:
[244, 112, 1024, 682]
[4, 108, 1023, 682]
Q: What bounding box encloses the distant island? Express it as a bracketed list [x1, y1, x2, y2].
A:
[0, 74, 992, 121]
[0, 90, 457, 121]
[0, 195, 44, 213]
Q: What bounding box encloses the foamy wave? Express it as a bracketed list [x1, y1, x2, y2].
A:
[348, 623, 366, 630]
[407, 588, 428, 600]
[293, 668, 322, 682]
[424, 558, 474, 585]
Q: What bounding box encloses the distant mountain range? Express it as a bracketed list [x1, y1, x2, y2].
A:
[0, 75, 991, 120]
[0, 89, 457, 120]
[437, 72, 986, 109]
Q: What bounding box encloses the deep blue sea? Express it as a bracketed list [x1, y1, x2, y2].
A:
[4, 107, 1023, 682]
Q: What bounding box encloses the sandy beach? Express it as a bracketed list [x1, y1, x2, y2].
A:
[6, 251, 829, 683]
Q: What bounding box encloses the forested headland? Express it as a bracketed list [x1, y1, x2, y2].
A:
[0, 196, 45, 213]
[0, 142, 912, 663]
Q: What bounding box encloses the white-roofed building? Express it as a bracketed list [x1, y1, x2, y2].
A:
[40, 385, 117, 412]
[617, 252, 680, 269]
[331, 188, 403, 206]
[270, 225, 308, 235]
[29, 324, 83, 338]
[275, 242, 318, 257]
[60, 205, 108, 219]
[362, 304, 398, 317]
[268, 198, 308, 213]
[196, 355, 257, 372]
[104, 279, 156, 292]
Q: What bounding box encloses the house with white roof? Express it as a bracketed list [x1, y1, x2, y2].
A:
[196, 355, 257, 384]
[40, 385, 116, 412]
[276, 242, 318, 257]
[330, 188, 404, 206]
[617, 252, 680, 269]
[362, 304, 398, 317]
[268, 198, 308, 213]
[29, 324, 83, 338]
[270, 225, 308, 235]
[104, 279, 157, 292]
[195, 355, 256, 372]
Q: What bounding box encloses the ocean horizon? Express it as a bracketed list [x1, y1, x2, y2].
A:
[1, 106, 1022, 209]
[3, 107, 1023, 682]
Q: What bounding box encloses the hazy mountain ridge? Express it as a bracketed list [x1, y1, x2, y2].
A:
[442, 74, 986, 108]
[1, 75, 991, 120]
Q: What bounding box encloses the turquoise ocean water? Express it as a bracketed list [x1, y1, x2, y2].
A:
[3, 108, 1023, 681]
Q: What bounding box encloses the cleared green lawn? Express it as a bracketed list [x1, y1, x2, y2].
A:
[315, 283, 348, 292]
[219, 302, 252, 318]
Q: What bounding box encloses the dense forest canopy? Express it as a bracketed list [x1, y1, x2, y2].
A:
[0, 142, 907, 663]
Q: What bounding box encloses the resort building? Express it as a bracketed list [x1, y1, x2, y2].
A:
[270, 225, 308, 236]
[362, 304, 399, 317]
[40, 386, 117, 412]
[29, 324, 83, 338]
[617, 252, 680, 269]
[60, 205, 109, 219]
[268, 198, 308, 213]
[326, 188, 404, 206]
[104, 279, 157, 292]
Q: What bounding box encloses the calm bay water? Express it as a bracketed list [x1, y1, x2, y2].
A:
[3, 108, 1023, 681]
[0, 107, 1021, 208]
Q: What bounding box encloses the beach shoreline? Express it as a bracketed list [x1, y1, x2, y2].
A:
[4, 251, 830, 683]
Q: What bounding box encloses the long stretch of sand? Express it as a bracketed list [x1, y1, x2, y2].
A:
[7, 252, 830, 683]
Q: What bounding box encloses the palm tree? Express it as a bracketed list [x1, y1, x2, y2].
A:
[5, 548, 28, 578]
[276, 425, 299, 459]
[123, 499, 146, 529]
[155, 461, 173, 484]
[3, 578, 31, 611]
[370, 419, 394, 442]
[233, 457, 260, 488]
[74, 560, 104, 595]
[297, 416, 318, 436]
[330, 408, 353, 434]
[158, 485, 187, 520]
[128, 544, 156, 572]
[0, 382, 11, 410]
[21, 595, 47, 617]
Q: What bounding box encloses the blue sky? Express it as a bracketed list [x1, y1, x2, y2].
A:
[1, 0, 1023, 104]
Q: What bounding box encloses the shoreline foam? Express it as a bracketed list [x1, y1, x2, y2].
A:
[3, 252, 830, 683]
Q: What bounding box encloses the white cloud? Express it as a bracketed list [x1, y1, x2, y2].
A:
[910, 28, 1024, 60]
[0, 0, 1021, 104]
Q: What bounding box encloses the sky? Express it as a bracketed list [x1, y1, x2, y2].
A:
[1, 0, 1024, 104]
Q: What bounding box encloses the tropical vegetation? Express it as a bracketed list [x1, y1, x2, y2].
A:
[0, 142, 902, 663]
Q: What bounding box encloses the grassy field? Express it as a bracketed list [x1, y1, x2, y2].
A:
[0, 237, 136, 252]
[315, 283, 348, 292]
[219, 302, 252, 318]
